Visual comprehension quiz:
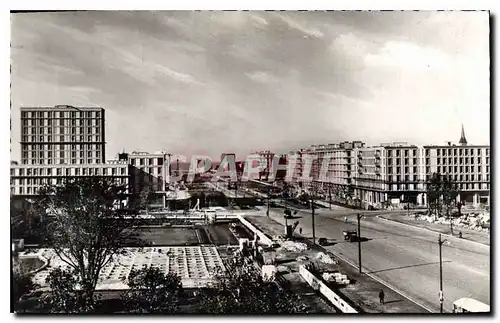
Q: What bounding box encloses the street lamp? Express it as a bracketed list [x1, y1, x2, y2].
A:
[311, 183, 316, 245]
[438, 234, 447, 313]
[328, 186, 332, 210]
[266, 185, 270, 217]
[357, 213, 364, 274]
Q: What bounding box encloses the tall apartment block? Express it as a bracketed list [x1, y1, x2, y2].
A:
[20, 105, 105, 165]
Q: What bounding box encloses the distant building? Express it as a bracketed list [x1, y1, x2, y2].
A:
[220, 153, 236, 172]
[20, 105, 105, 165]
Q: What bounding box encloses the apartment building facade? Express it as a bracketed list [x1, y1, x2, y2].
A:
[124, 151, 170, 195]
[424, 144, 490, 206]
[20, 105, 105, 165]
[290, 135, 490, 208]
[10, 162, 129, 196]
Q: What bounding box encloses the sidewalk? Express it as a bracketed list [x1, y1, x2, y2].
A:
[379, 213, 490, 246]
[245, 215, 429, 313]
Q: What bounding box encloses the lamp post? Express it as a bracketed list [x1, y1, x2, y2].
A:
[311, 182, 316, 245]
[438, 234, 447, 313]
[266, 185, 270, 217]
[357, 213, 364, 274]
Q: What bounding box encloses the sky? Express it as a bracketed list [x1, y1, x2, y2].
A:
[10, 11, 490, 161]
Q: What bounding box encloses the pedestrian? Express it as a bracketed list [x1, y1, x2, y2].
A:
[459, 231, 463, 239]
[299, 227, 303, 235]
[345, 216, 348, 223]
[379, 289, 385, 305]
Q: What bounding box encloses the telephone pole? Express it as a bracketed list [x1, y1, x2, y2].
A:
[438, 234, 447, 313]
[266, 185, 270, 217]
[328, 186, 332, 210]
[311, 183, 316, 245]
[357, 213, 363, 273]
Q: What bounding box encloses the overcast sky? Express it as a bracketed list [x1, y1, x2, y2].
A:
[10, 11, 490, 161]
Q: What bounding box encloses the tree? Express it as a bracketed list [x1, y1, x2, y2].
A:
[39, 267, 95, 313]
[37, 177, 149, 313]
[426, 173, 442, 217]
[12, 270, 38, 313]
[441, 175, 460, 218]
[121, 266, 183, 313]
[196, 260, 305, 314]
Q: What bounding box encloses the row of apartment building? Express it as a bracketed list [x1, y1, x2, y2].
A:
[287, 130, 490, 208]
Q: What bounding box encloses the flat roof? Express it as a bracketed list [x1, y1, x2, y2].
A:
[25, 246, 226, 289]
[20, 106, 103, 111]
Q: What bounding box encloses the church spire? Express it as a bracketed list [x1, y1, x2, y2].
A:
[459, 124, 468, 145]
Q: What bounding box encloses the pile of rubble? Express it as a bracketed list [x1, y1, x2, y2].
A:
[315, 252, 337, 265]
[281, 241, 308, 252]
[322, 272, 350, 285]
[414, 212, 490, 232]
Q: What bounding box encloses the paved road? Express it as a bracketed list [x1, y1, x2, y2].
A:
[266, 207, 490, 313]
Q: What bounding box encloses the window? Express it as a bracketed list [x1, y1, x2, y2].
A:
[120, 168, 125, 175]
[486, 157, 489, 164]
[471, 174, 475, 181]
[47, 168, 52, 175]
[140, 158, 145, 166]
[388, 150, 392, 157]
[437, 158, 441, 165]
[479, 166, 482, 172]
[465, 166, 469, 173]
[19, 187, 24, 194]
[478, 149, 481, 156]
[479, 174, 482, 181]
[112, 168, 116, 175]
[57, 168, 62, 176]
[388, 167, 393, 174]
[75, 168, 80, 176]
[437, 166, 441, 173]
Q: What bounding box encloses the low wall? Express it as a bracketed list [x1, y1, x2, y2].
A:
[237, 215, 273, 246]
[299, 265, 358, 314]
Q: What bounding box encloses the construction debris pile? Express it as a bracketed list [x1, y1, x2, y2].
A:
[322, 272, 350, 285]
[315, 252, 337, 265]
[413, 212, 490, 232]
[281, 241, 308, 252]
